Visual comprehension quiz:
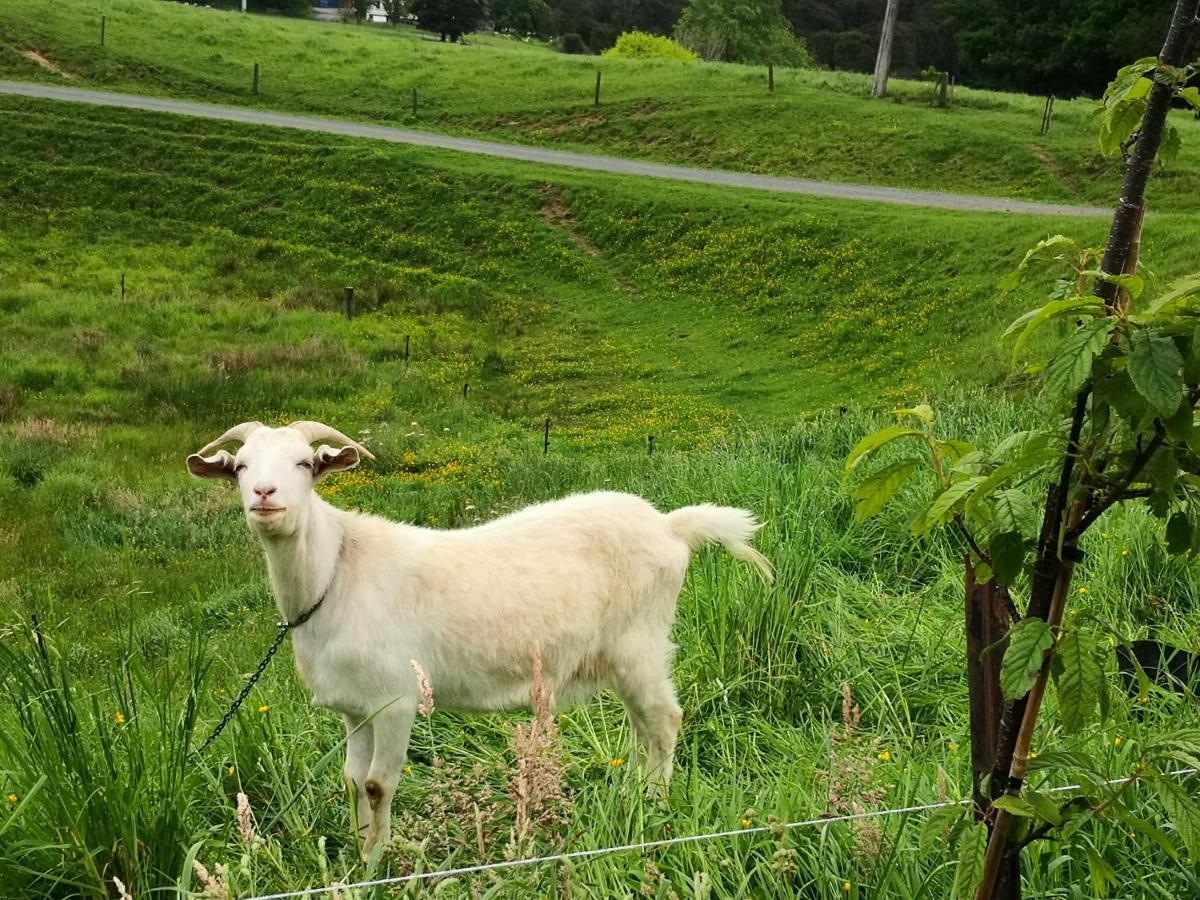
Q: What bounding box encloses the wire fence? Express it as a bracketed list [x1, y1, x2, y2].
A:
[243, 767, 1198, 900]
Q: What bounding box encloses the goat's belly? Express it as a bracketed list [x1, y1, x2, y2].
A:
[433, 654, 610, 712]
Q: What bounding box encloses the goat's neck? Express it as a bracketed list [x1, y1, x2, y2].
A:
[259, 496, 344, 624]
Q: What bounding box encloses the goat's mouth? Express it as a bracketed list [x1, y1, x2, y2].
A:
[249, 506, 287, 516]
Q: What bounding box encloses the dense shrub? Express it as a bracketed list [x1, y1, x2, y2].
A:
[603, 30, 698, 62]
[559, 32, 590, 54]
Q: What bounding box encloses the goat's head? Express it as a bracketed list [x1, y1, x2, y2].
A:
[187, 421, 374, 536]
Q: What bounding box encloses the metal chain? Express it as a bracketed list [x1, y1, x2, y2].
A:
[196, 623, 291, 756]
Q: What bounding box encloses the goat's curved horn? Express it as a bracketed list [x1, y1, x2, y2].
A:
[288, 420, 375, 460]
[196, 421, 264, 455]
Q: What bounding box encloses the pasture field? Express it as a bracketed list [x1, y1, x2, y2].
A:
[2, 93, 1200, 897]
[2, 0, 1200, 211]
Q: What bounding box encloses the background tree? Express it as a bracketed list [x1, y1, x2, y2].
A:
[675, 0, 812, 65]
[945, 0, 1174, 97]
[548, 0, 685, 53]
[410, 0, 487, 41]
[785, 0, 956, 76]
[491, 0, 554, 35]
[380, 0, 407, 23]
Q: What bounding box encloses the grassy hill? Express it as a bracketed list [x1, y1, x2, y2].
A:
[2, 0, 1200, 211]
[3, 91, 1200, 897]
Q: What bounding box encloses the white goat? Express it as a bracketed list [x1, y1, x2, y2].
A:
[188, 421, 771, 856]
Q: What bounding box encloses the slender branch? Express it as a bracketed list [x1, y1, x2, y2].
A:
[955, 515, 989, 563]
[1068, 388, 1200, 541]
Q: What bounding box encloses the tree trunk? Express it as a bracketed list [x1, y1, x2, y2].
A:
[965, 559, 1020, 899]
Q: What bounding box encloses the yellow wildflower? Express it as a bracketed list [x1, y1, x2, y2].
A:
[1121, 548, 1129, 557]
[404, 765, 413, 775]
[844, 882, 852, 892]
[258, 706, 270, 714]
[6, 794, 16, 804]
[610, 758, 625, 768]
[878, 751, 891, 762]
[1114, 737, 1123, 747]
[948, 742, 959, 752]
[1078, 586, 1088, 595]
[227, 765, 236, 776]
[1101, 532, 1110, 539]
[114, 711, 125, 725]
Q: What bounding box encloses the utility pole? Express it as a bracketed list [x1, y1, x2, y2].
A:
[871, 0, 900, 98]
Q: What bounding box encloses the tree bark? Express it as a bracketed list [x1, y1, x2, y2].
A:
[1095, 0, 1200, 314]
[966, 560, 1019, 899]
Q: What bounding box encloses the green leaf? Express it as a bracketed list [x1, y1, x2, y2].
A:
[1003, 296, 1105, 361]
[1050, 630, 1104, 733]
[991, 489, 1039, 540]
[992, 794, 1036, 817]
[1104, 58, 1158, 102]
[844, 426, 923, 480]
[1164, 402, 1195, 443]
[1156, 777, 1200, 858]
[1166, 512, 1194, 556]
[1094, 270, 1145, 299]
[952, 821, 988, 900]
[999, 235, 1081, 292]
[913, 476, 986, 536]
[852, 459, 920, 521]
[1024, 788, 1063, 826]
[989, 531, 1026, 587]
[1000, 618, 1054, 701]
[1129, 330, 1185, 417]
[894, 403, 935, 426]
[1160, 126, 1182, 165]
[920, 803, 966, 854]
[1145, 274, 1200, 317]
[1043, 320, 1115, 402]
[1181, 86, 1200, 110]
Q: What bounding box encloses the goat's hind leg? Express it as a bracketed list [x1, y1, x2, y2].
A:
[611, 641, 683, 796]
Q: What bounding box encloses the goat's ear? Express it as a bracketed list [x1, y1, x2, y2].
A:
[313, 444, 361, 480]
[187, 450, 237, 481]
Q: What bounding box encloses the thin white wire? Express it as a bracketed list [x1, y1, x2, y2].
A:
[244, 767, 1197, 900]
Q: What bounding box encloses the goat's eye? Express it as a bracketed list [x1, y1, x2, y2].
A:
[233, 463, 247, 475]
[298, 460, 313, 471]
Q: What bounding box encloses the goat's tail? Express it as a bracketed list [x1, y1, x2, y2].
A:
[666, 504, 774, 584]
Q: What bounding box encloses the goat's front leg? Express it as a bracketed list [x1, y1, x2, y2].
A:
[342, 714, 375, 845]
[361, 700, 416, 859]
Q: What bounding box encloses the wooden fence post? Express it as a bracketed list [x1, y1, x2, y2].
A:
[120, 273, 125, 300]
[412, 87, 418, 117]
[647, 435, 655, 456]
[100, 15, 106, 47]
[938, 71, 950, 107]
[543, 418, 551, 455]
[404, 334, 410, 364]
[343, 286, 354, 319]
[1040, 95, 1054, 135]
[768, 61, 774, 93]
[253, 62, 260, 95]
[462, 382, 469, 400]
[594, 70, 601, 107]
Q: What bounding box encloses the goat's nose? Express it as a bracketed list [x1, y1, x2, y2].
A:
[253, 483, 277, 499]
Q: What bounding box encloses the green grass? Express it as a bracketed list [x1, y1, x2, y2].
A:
[2, 0, 1200, 211]
[2, 94, 1200, 897]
